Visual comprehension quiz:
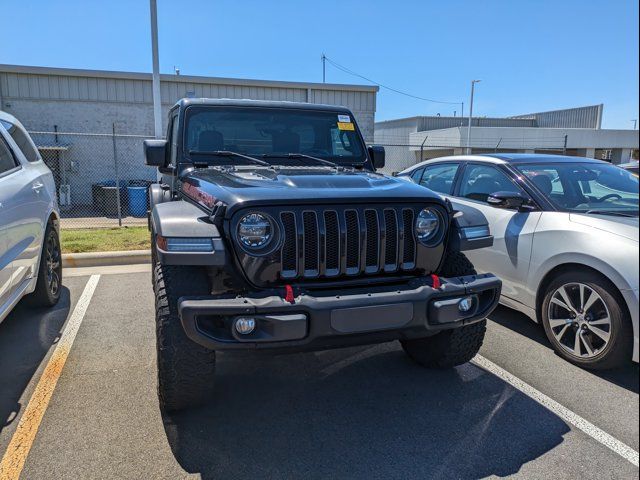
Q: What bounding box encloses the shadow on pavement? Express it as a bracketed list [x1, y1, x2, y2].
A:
[0, 288, 71, 433]
[163, 344, 570, 479]
[489, 305, 639, 394]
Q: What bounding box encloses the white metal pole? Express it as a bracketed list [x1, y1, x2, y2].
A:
[150, 0, 163, 139]
[466, 80, 480, 154]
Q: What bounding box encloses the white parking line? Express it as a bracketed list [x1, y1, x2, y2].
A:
[0, 275, 100, 480]
[473, 354, 639, 467]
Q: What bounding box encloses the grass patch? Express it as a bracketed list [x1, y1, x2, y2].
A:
[61, 227, 150, 254]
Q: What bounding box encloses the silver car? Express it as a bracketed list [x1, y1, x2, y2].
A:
[0, 111, 62, 323]
[399, 154, 639, 369]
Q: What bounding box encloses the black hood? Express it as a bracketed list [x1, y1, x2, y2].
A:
[180, 166, 446, 215]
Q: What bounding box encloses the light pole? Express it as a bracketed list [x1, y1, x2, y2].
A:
[632, 119, 637, 130]
[466, 80, 481, 154]
[150, 0, 163, 139]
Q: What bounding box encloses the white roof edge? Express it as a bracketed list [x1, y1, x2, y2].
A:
[0, 64, 379, 93]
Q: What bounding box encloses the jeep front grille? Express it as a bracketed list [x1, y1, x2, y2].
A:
[279, 206, 416, 280]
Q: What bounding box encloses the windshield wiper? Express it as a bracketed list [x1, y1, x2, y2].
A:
[584, 209, 638, 217]
[189, 150, 271, 167]
[262, 153, 342, 168]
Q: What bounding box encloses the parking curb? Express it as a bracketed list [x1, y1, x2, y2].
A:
[62, 250, 151, 268]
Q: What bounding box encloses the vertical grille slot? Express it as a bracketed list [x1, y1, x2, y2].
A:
[303, 211, 319, 276]
[280, 212, 297, 277]
[402, 208, 416, 268]
[324, 211, 340, 275]
[344, 210, 359, 272]
[364, 209, 379, 270]
[384, 209, 398, 270]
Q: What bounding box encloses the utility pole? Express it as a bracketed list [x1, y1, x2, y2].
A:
[150, 0, 163, 139]
[632, 119, 637, 130]
[321, 54, 326, 83]
[466, 80, 480, 154]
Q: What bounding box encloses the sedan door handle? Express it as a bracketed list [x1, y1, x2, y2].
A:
[32, 181, 44, 193]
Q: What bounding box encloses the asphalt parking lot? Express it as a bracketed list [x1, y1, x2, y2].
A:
[0, 266, 638, 480]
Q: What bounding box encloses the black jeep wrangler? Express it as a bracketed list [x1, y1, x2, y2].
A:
[145, 99, 501, 412]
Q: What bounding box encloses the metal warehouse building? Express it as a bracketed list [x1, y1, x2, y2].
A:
[375, 105, 639, 173]
[0, 64, 378, 225]
[0, 64, 378, 139]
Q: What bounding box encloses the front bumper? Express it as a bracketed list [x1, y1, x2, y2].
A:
[179, 273, 501, 352]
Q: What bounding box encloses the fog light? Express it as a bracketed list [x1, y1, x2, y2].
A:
[458, 296, 474, 313]
[234, 317, 256, 335]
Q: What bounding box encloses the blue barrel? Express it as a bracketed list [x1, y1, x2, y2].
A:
[127, 186, 148, 217]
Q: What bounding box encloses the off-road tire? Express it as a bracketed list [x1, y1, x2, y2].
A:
[155, 263, 216, 412]
[541, 270, 632, 370]
[437, 250, 477, 277]
[27, 221, 62, 307]
[400, 249, 485, 368]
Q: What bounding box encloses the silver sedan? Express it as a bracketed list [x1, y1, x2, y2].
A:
[399, 154, 639, 369]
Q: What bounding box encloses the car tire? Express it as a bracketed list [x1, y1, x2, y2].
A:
[400, 249, 485, 368]
[27, 221, 62, 307]
[541, 270, 632, 370]
[155, 263, 216, 412]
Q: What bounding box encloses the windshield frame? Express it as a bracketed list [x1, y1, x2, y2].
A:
[180, 105, 369, 168]
[515, 161, 639, 216]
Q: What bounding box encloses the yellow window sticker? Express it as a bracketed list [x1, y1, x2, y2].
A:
[337, 122, 355, 131]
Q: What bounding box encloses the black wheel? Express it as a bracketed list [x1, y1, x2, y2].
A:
[400, 249, 485, 368]
[28, 221, 62, 307]
[155, 263, 216, 412]
[541, 270, 632, 370]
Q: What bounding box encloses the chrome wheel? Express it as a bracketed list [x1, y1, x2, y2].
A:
[45, 232, 61, 297]
[547, 283, 611, 359]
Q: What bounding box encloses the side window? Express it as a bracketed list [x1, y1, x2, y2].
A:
[410, 168, 424, 183]
[0, 136, 19, 175]
[459, 164, 522, 204]
[168, 115, 179, 166]
[1, 120, 40, 163]
[419, 163, 460, 195]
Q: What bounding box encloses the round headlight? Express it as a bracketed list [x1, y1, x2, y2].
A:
[237, 213, 274, 248]
[415, 208, 441, 244]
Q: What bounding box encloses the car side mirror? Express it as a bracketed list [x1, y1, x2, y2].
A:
[487, 191, 533, 211]
[368, 145, 385, 169]
[144, 139, 168, 167]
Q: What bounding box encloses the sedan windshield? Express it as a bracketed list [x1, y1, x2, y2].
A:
[516, 162, 639, 216]
[183, 106, 366, 166]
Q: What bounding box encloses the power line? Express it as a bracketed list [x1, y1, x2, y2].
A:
[323, 56, 461, 105]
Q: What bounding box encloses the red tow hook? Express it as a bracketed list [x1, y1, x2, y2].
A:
[430, 274, 441, 289]
[284, 284, 295, 304]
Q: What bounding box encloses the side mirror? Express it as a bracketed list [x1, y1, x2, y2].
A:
[144, 139, 168, 167]
[368, 145, 385, 169]
[487, 191, 533, 211]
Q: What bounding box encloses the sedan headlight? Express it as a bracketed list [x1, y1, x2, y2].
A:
[415, 208, 441, 244]
[237, 212, 274, 249]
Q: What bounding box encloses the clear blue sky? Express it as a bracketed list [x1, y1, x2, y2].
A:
[1, 0, 638, 128]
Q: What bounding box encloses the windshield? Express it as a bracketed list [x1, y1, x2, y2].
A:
[517, 162, 639, 215]
[183, 106, 366, 166]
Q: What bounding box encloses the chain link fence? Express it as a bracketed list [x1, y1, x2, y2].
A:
[29, 126, 578, 229]
[29, 128, 157, 229]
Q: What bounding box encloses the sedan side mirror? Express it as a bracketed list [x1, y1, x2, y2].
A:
[144, 139, 168, 167]
[368, 145, 385, 170]
[487, 191, 533, 211]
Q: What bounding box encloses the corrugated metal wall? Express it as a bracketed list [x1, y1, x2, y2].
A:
[0, 70, 376, 110]
[509, 104, 603, 129]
